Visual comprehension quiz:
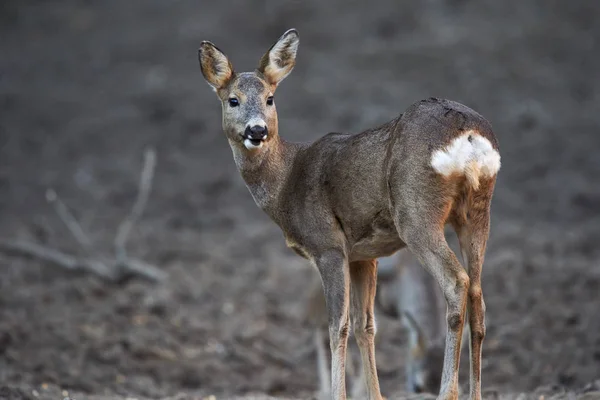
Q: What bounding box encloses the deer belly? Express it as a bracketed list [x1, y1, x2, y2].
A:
[349, 230, 405, 262]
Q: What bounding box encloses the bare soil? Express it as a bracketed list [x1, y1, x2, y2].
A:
[1, 0, 599, 399]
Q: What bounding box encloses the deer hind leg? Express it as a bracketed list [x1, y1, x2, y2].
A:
[453, 179, 496, 400]
[317, 250, 351, 400]
[398, 219, 469, 400]
[349, 259, 383, 400]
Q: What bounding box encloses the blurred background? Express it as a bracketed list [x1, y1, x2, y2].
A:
[1, 0, 599, 399]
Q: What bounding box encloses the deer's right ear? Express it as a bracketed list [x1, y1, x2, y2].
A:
[258, 29, 299, 87]
[198, 41, 234, 91]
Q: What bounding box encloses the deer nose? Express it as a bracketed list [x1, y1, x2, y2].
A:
[244, 125, 268, 140]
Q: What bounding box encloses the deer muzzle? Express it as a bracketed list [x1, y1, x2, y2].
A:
[243, 125, 268, 148]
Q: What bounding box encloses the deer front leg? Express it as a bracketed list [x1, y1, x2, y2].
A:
[317, 250, 350, 400]
[350, 259, 383, 400]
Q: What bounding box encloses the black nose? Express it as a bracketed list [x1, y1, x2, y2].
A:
[245, 125, 268, 140]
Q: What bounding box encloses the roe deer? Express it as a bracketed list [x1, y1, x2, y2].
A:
[198, 29, 500, 400]
[377, 251, 447, 394]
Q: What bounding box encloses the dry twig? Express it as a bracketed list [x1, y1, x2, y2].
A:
[115, 148, 157, 261]
[45, 188, 93, 251]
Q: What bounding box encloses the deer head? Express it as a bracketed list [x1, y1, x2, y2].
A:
[198, 29, 299, 152]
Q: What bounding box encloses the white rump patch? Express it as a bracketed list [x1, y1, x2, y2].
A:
[431, 131, 500, 187]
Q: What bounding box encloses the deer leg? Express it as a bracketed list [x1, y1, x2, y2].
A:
[402, 229, 469, 400]
[349, 259, 383, 400]
[317, 250, 350, 400]
[461, 234, 486, 400]
[455, 189, 493, 400]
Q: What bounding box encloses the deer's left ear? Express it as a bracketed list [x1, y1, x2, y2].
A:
[199, 41, 234, 91]
[258, 29, 299, 87]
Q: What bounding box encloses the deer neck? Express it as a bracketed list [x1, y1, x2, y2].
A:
[230, 135, 299, 215]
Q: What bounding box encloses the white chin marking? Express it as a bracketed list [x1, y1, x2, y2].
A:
[244, 139, 264, 150]
[430, 130, 501, 182]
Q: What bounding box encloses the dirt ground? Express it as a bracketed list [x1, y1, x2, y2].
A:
[1, 0, 599, 399]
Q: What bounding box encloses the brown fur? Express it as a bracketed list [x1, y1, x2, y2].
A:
[198, 42, 234, 90]
[198, 29, 500, 400]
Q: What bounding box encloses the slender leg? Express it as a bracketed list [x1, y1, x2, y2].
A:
[317, 250, 350, 400]
[349, 259, 383, 400]
[456, 194, 492, 400]
[403, 230, 469, 400]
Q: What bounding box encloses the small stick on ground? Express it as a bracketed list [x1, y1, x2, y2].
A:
[115, 148, 157, 261]
[45, 188, 93, 252]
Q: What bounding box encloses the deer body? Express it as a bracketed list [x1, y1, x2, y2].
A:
[199, 29, 500, 400]
[267, 120, 404, 262]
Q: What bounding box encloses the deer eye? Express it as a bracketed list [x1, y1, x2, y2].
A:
[228, 98, 239, 107]
[266, 96, 274, 106]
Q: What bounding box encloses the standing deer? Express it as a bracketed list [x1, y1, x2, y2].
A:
[198, 29, 500, 400]
[377, 251, 447, 394]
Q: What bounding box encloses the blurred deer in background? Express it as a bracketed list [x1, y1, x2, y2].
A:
[307, 249, 445, 398]
[198, 29, 500, 400]
[377, 251, 446, 395]
[304, 271, 371, 399]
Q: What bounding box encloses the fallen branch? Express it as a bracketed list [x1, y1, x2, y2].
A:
[0, 148, 167, 283]
[115, 257, 168, 282]
[0, 239, 167, 282]
[0, 239, 115, 279]
[0, 239, 166, 282]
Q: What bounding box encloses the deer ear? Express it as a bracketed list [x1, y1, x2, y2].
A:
[258, 29, 299, 87]
[198, 41, 234, 91]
